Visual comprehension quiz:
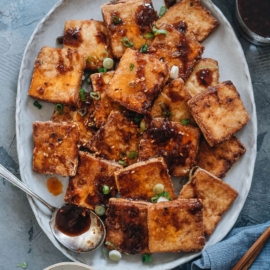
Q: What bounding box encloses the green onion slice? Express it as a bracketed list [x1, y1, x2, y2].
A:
[128, 151, 138, 159]
[87, 55, 98, 66]
[17, 262, 28, 269]
[95, 205, 106, 216]
[33, 100, 42, 109]
[129, 63, 135, 71]
[181, 118, 190, 125]
[102, 185, 110, 195]
[112, 15, 122, 25]
[140, 44, 148, 53]
[153, 25, 167, 36]
[78, 107, 87, 116]
[122, 37, 134, 48]
[159, 6, 168, 17]
[79, 88, 87, 102]
[90, 91, 101, 100]
[142, 254, 152, 264]
[103, 58, 114, 69]
[151, 191, 170, 203]
[140, 119, 146, 132]
[98, 67, 107, 73]
[144, 32, 154, 39]
[99, 50, 109, 61]
[118, 160, 127, 166]
[55, 104, 64, 115]
[153, 183, 164, 194]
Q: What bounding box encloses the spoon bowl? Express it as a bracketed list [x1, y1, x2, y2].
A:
[0, 164, 106, 253]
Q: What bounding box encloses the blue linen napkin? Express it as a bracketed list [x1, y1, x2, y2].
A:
[179, 220, 270, 270]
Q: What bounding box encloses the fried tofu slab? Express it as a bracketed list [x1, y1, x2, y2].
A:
[197, 136, 246, 178]
[156, 0, 219, 42]
[185, 58, 219, 97]
[101, 0, 158, 58]
[106, 48, 169, 114]
[32, 121, 80, 177]
[150, 78, 195, 124]
[139, 118, 200, 177]
[149, 24, 204, 81]
[179, 167, 238, 235]
[148, 199, 205, 253]
[105, 198, 151, 254]
[65, 151, 121, 210]
[63, 20, 113, 71]
[89, 110, 141, 166]
[28, 47, 85, 105]
[114, 157, 176, 201]
[188, 81, 250, 146]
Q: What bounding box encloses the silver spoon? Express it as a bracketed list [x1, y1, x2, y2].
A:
[0, 164, 106, 253]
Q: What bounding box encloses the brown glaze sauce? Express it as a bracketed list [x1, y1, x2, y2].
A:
[167, 90, 185, 102]
[136, 3, 158, 33]
[47, 177, 63, 196]
[56, 50, 73, 75]
[55, 204, 91, 237]
[95, 31, 107, 44]
[238, 0, 270, 38]
[173, 21, 188, 34]
[196, 68, 213, 86]
[177, 34, 191, 73]
[63, 27, 83, 47]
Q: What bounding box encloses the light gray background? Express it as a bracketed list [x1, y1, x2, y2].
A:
[0, 0, 269, 269]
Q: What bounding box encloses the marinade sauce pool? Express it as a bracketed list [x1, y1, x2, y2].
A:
[238, 0, 270, 38]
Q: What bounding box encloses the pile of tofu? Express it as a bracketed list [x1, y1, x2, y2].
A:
[28, 0, 250, 255]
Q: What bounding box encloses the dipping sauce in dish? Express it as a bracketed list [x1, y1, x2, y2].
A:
[238, 0, 270, 38]
[55, 204, 91, 236]
[47, 177, 63, 196]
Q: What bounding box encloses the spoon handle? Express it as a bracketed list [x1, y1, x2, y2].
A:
[0, 164, 56, 212]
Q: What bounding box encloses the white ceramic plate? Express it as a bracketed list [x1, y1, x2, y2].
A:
[16, 0, 257, 269]
[44, 262, 95, 270]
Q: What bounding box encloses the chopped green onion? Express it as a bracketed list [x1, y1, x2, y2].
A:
[144, 32, 154, 39]
[109, 250, 122, 261]
[95, 205, 106, 216]
[142, 254, 152, 264]
[112, 15, 122, 25]
[87, 55, 98, 66]
[150, 196, 159, 203]
[140, 44, 148, 53]
[98, 67, 107, 73]
[17, 262, 28, 269]
[159, 6, 168, 17]
[105, 241, 117, 249]
[153, 25, 167, 36]
[90, 91, 101, 100]
[128, 151, 138, 159]
[133, 115, 142, 125]
[99, 50, 109, 60]
[157, 196, 169, 202]
[79, 88, 87, 102]
[162, 111, 172, 118]
[181, 118, 190, 125]
[102, 185, 110, 195]
[33, 100, 42, 109]
[140, 119, 146, 132]
[55, 104, 64, 115]
[153, 183, 164, 194]
[128, 81, 138, 88]
[129, 63, 135, 71]
[102, 247, 109, 258]
[122, 37, 134, 48]
[118, 160, 127, 166]
[78, 107, 87, 116]
[151, 191, 170, 203]
[119, 152, 126, 159]
[103, 58, 114, 69]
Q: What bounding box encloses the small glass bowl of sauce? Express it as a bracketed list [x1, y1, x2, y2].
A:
[235, 0, 270, 46]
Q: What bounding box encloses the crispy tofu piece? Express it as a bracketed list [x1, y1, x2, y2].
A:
[179, 167, 238, 235]
[114, 157, 176, 201]
[32, 121, 80, 177]
[63, 20, 113, 71]
[106, 48, 169, 114]
[156, 0, 219, 42]
[90, 71, 123, 128]
[150, 78, 195, 124]
[105, 198, 151, 254]
[148, 199, 205, 253]
[28, 46, 86, 105]
[139, 118, 200, 177]
[88, 110, 141, 166]
[178, 181, 195, 199]
[101, 0, 158, 58]
[64, 151, 121, 210]
[149, 24, 204, 81]
[185, 58, 219, 97]
[187, 81, 250, 146]
[197, 136, 246, 178]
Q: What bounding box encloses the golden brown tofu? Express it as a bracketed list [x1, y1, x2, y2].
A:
[101, 0, 158, 58]
[188, 81, 250, 146]
[114, 157, 176, 201]
[179, 167, 238, 235]
[156, 0, 219, 42]
[28, 46, 86, 105]
[64, 151, 121, 210]
[185, 58, 219, 97]
[148, 199, 205, 253]
[88, 110, 141, 166]
[178, 181, 195, 199]
[139, 118, 200, 177]
[90, 71, 123, 128]
[63, 20, 113, 71]
[105, 198, 151, 254]
[197, 136, 246, 178]
[150, 78, 195, 124]
[106, 48, 169, 114]
[32, 121, 80, 177]
[148, 24, 204, 81]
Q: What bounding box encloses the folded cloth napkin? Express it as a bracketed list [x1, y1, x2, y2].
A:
[179, 220, 270, 270]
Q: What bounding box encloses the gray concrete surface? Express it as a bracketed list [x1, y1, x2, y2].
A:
[0, 0, 269, 269]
